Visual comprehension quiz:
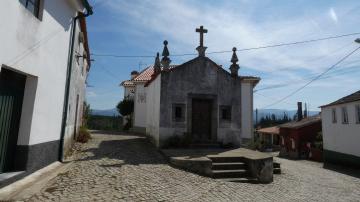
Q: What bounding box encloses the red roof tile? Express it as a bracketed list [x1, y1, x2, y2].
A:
[133, 65, 178, 82]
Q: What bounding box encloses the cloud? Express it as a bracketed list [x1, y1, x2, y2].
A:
[87, 91, 97, 97]
[329, 7, 338, 23]
[95, 0, 360, 109]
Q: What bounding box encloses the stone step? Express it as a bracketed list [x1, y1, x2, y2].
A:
[273, 162, 281, 169]
[218, 177, 258, 183]
[212, 162, 246, 170]
[212, 169, 249, 179]
[208, 156, 246, 163]
[273, 168, 281, 174]
[189, 143, 221, 148]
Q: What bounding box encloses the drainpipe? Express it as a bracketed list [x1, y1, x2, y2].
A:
[58, 5, 93, 162]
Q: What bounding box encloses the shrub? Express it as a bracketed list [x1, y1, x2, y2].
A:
[76, 126, 91, 143]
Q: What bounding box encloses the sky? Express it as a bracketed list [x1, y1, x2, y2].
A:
[85, 0, 360, 111]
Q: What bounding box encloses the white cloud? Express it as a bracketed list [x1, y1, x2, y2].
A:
[87, 91, 97, 97]
[329, 7, 338, 23]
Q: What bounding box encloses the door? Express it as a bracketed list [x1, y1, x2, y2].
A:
[0, 69, 26, 173]
[192, 99, 212, 142]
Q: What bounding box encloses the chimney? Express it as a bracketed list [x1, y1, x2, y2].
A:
[130, 71, 139, 80]
[297, 102, 303, 121]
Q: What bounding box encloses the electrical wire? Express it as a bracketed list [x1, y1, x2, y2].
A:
[259, 46, 360, 109]
[90, 32, 360, 58]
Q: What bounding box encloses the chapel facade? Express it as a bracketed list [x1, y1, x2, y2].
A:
[122, 26, 260, 147]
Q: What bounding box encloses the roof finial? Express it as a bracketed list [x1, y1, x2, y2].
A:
[195, 25, 208, 57]
[153, 52, 161, 76]
[229, 47, 240, 77]
[161, 40, 171, 70]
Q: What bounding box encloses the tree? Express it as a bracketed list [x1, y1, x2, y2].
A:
[116, 99, 134, 116]
[116, 98, 134, 130]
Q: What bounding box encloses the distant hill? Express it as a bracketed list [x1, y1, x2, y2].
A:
[91, 108, 120, 117]
[89, 108, 320, 119]
[253, 109, 319, 122]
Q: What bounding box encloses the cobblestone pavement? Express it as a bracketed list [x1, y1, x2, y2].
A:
[24, 132, 360, 202]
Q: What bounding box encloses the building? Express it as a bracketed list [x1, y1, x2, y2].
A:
[278, 103, 322, 159]
[123, 26, 260, 147]
[120, 71, 139, 100]
[256, 126, 280, 151]
[320, 90, 360, 167]
[0, 0, 92, 187]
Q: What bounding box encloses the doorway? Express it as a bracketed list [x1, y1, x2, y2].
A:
[0, 68, 26, 173]
[191, 99, 212, 143]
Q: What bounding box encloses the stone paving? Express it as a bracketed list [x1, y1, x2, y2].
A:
[23, 131, 360, 202]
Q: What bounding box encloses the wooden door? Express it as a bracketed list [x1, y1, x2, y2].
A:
[192, 99, 212, 142]
[0, 69, 26, 173]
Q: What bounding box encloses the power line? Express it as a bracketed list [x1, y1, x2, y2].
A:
[90, 32, 360, 58]
[260, 45, 360, 109]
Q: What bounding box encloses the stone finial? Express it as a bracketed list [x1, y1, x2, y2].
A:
[229, 47, 240, 77]
[161, 40, 171, 71]
[153, 52, 161, 76]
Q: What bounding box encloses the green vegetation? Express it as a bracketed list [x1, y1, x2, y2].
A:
[87, 115, 123, 131]
[117, 98, 134, 131]
[76, 126, 91, 143]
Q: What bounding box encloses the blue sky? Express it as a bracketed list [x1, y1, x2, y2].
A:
[86, 0, 360, 111]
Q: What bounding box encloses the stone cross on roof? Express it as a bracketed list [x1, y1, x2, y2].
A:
[195, 26, 208, 57]
[196, 25, 208, 47]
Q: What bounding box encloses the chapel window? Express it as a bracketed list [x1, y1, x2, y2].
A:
[341, 107, 349, 124]
[172, 104, 185, 122]
[20, 0, 43, 19]
[332, 108, 337, 123]
[220, 106, 231, 121]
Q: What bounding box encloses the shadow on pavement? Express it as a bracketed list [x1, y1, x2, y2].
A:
[76, 134, 166, 166]
[323, 163, 360, 179]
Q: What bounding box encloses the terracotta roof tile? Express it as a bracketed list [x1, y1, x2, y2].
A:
[133, 64, 178, 82]
[256, 126, 280, 135]
[280, 115, 321, 129]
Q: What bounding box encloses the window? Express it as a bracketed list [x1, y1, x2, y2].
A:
[341, 107, 349, 124]
[172, 104, 185, 122]
[332, 108, 337, 123]
[356, 105, 360, 124]
[20, 0, 43, 19]
[220, 106, 231, 121]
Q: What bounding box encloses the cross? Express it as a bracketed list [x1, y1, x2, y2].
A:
[196, 26, 208, 47]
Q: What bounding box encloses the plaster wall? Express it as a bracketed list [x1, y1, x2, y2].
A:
[159, 57, 245, 146]
[0, 0, 77, 146]
[241, 82, 254, 141]
[322, 101, 360, 157]
[63, 20, 89, 154]
[146, 76, 161, 146]
[134, 84, 147, 128]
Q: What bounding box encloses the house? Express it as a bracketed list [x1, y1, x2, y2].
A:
[0, 0, 92, 187]
[120, 71, 139, 100]
[320, 90, 360, 167]
[279, 103, 322, 159]
[256, 126, 280, 151]
[126, 26, 260, 147]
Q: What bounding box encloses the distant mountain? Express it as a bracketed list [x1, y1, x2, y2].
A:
[89, 108, 320, 119]
[91, 108, 120, 117]
[253, 109, 320, 122]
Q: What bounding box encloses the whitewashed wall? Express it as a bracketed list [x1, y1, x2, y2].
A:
[146, 76, 161, 146]
[322, 101, 360, 157]
[63, 20, 89, 153]
[0, 0, 77, 146]
[134, 84, 147, 128]
[241, 82, 254, 141]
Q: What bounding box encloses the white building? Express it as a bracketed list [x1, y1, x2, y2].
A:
[320, 90, 360, 167]
[121, 27, 260, 147]
[0, 0, 92, 186]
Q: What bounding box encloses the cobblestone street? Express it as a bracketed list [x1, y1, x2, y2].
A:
[24, 132, 360, 202]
